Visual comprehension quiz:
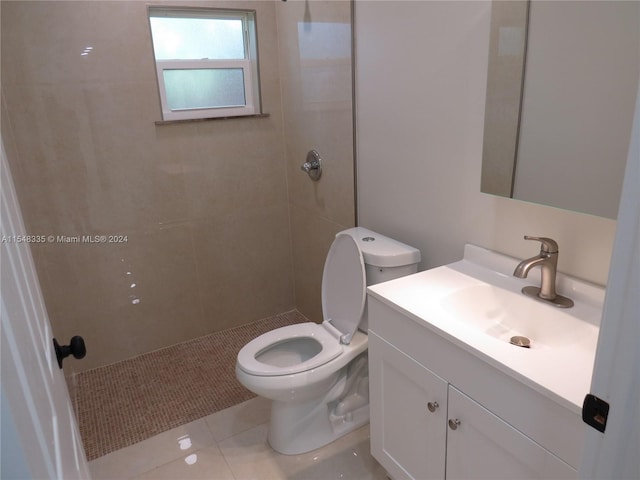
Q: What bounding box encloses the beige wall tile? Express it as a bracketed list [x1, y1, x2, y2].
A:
[180, 118, 288, 221]
[1, 0, 290, 371]
[0, 2, 155, 86]
[289, 204, 349, 323]
[276, 0, 356, 321]
[284, 107, 356, 226]
[40, 225, 206, 372]
[191, 205, 295, 332]
[277, 0, 355, 226]
[3, 81, 187, 235]
[2, 0, 355, 371]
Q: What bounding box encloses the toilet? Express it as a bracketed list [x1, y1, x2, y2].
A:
[235, 227, 420, 455]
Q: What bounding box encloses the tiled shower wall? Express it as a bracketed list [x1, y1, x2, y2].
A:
[1, 0, 354, 372]
[276, 0, 356, 322]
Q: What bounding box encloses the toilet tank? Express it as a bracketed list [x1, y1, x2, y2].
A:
[342, 227, 421, 331]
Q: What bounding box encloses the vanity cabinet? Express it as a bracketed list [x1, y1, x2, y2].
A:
[369, 333, 447, 479]
[446, 386, 575, 479]
[368, 296, 581, 480]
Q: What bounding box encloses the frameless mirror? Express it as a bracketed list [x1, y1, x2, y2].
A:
[481, 0, 639, 219]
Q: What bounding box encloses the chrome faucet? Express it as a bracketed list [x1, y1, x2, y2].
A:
[513, 236, 574, 308]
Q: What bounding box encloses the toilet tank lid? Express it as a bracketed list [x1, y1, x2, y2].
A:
[340, 227, 421, 268]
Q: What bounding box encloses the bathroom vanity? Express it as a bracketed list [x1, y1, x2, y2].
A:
[367, 245, 604, 480]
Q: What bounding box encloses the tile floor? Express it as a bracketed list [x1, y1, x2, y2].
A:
[88, 396, 388, 480]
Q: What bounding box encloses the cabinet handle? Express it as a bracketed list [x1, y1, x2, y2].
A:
[448, 418, 461, 430]
[427, 401, 439, 413]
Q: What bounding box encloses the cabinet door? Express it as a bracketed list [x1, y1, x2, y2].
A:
[446, 386, 577, 479]
[369, 332, 448, 480]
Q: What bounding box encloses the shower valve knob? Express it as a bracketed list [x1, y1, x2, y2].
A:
[53, 335, 86, 369]
[301, 150, 322, 181]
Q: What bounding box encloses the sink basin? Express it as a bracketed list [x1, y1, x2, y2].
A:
[440, 284, 598, 349]
[367, 244, 605, 411]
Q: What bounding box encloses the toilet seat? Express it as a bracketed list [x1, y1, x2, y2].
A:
[237, 323, 343, 376]
[236, 232, 366, 378]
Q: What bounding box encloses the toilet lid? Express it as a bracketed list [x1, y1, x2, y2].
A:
[321, 232, 366, 344]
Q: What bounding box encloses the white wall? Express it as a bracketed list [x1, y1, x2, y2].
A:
[355, 0, 617, 286]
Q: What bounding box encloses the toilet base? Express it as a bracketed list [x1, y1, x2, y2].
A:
[268, 398, 370, 455]
[267, 354, 370, 455]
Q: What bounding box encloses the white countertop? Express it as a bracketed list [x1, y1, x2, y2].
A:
[367, 244, 605, 414]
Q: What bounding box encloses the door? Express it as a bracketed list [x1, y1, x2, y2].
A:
[445, 385, 576, 479]
[0, 144, 90, 479]
[579, 78, 640, 479]
[369, 332, 448, 480]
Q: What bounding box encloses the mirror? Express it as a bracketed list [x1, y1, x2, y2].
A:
[481, 0, 639, 219]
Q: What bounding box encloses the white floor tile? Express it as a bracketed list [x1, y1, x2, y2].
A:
[217, 423, 284, 479]
[218, 423, 387, 480]
[89, 400, 386, 480]
[89, 418, 216, 479]
[204, 396, 272, 443]
[133, 445, 235, 480]
[277, 425, 388, 480]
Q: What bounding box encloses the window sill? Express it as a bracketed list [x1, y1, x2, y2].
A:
[155, 113, 270, 125]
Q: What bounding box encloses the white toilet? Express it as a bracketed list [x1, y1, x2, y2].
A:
[235, 227, 420, 455]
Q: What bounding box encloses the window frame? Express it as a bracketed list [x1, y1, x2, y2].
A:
[148, 7, 261, 121]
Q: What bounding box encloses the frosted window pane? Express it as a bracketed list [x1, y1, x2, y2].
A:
[163, 69, 246, 110]
[150, 17, 245, 60]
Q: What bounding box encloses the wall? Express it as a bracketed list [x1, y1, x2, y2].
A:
[355, 0, 617, 286]
[276, 0, 355, 322]
[1, 0, 295, 372]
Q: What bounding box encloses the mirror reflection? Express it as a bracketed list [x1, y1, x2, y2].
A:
[481, 0, 639, 219]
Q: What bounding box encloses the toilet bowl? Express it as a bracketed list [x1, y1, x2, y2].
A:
[236, 227, 420, 455]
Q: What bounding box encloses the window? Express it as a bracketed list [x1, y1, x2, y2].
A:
[148, 7, 261, 121]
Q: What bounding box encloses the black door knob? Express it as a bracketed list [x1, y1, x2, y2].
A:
[53, 336, 86, 369]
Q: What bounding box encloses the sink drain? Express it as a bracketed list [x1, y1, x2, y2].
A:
[509, 336, 531, 348]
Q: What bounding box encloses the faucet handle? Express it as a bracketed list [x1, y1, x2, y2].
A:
[523, 235, 559, 254]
